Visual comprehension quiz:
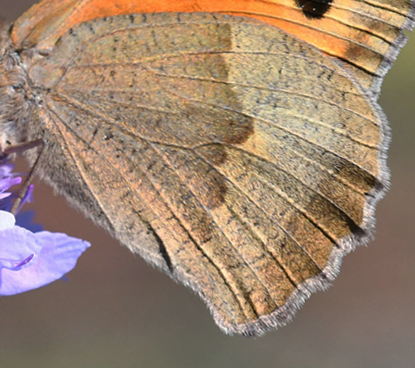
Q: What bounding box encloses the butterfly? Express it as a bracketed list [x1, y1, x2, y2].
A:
[0, 0, 414, 336]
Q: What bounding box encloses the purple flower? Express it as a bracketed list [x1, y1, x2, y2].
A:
[0, 158, 90, 296]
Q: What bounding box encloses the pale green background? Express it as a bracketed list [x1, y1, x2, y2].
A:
[2, 1, 415, 367]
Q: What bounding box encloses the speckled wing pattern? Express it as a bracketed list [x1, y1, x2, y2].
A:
[17, 5, 411, 335]
[12, 0, 415, 97]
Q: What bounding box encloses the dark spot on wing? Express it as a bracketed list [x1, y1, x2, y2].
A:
[294, 0, 333, 19]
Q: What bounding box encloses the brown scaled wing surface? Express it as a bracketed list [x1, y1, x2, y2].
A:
[18, 13, 387, 335]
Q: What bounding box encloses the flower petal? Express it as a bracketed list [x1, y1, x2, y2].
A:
[0, 254, 35, 271]
[15, 210, 43, 233]
[0, 231, 90, 295]
[0, 176, 21, 192]
[0, 224, 42, 277]
[0, 210, 16, 231]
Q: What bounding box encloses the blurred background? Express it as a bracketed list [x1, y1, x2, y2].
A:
[1, 1, 415, 367]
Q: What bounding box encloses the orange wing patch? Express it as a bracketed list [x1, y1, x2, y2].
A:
[11, 0, 415, 93]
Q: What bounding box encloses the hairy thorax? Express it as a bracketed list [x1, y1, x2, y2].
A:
[0, 20, 39, 154]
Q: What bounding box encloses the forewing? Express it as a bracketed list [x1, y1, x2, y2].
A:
[13, 0, 415, 95]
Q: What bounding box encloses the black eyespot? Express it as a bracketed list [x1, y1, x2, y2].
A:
[295, 0, 333, 19]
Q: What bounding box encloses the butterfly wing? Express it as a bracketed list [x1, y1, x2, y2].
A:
[23, 13, 387, 335]
[13, 0, 415, 95]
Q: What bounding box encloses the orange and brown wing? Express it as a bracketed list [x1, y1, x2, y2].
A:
[12, 0, 415, 94]
[25, 13, 388, 335]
